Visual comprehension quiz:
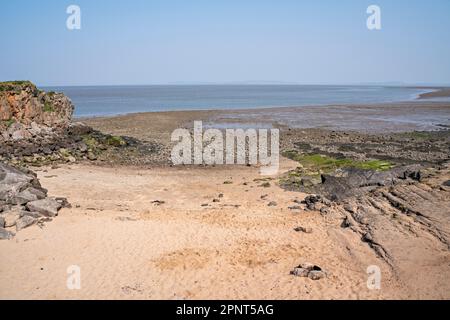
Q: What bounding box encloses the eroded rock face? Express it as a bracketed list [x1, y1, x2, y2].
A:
[0, 81, 73, 130]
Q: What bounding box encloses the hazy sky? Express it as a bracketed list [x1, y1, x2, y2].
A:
[1, 0, 449, 86]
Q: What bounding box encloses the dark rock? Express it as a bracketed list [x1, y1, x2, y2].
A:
[2, 208, 24, 227]
[22, 211, 42, 218]
[294, 226, 312, 233]
[0, 216, 4, 228]
[11, 188, 39, 205]
[26, 198, 62, 217]
[268, 201, 278, 207]
[0, 227, 14, 240]
[55, 197, 71, 208]
[16, 215, 37, 231]
[291, 263, 326, 280]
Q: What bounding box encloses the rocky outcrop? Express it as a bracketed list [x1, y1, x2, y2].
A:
[0, 81, 73, 130]
[0, 162, 67, 239]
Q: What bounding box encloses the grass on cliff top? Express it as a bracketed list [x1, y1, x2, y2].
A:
[283, 150, 394, 173]
[0, 80, 34, 90]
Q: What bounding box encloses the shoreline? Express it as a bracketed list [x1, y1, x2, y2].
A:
[79, 101, 450, 136]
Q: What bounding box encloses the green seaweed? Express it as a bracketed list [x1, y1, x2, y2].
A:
[282, 151, 394, 174]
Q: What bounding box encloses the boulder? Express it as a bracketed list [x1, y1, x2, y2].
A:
[0, 163, 45, 205]
[1, 208, 24, 227]
[0, 227, 14, 240]
[26, 198, 61, 217]
[16, 215, 37, 231]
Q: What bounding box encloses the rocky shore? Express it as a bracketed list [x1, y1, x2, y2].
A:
[0, 81, 161, 238]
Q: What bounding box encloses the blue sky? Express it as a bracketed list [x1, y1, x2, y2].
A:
[1, 0, 449, 86]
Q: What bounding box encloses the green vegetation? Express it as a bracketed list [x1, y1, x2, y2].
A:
[82, 135, 99, 149]
[282, 150, 394, 174]
[106, 135, 126, 147]
[2, 118, 15, 127]
[400, 131, 433, 140]
[0, 81, 34, 92]
[43, 102, 55, 112]
[280, 151, 394, 190]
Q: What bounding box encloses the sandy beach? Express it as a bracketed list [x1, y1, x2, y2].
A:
[0, 160, 400, 300]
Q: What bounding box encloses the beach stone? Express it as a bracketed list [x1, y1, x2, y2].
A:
[16, 215, 37, 231]
[291, 262, 326, 280]
[308, 270, 327, 280]
[27, 187, 47, 200]
[299, 262, 316, 270]
[26, 198, 61, 217]
[343, 203, 355, 213]
[294, 226, 313, 233]
[22, 211, 42, 218]
[2, 210, 23, 227]
[55, 197, 71, 208]
[11, 188, 39, 205]
[0, 227, 14, 240]
[291, 267, 310, 277]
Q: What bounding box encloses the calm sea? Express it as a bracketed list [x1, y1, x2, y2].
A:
[42, 85, 431, 118]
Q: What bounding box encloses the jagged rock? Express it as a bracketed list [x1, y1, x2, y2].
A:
[318, 165, 425, 201]
[0, 227, 14, 240]
[1, 208, 24, 227]
[16, 215, 37, 231]
[22, 211, 42, 218]
[0, 163, 46, 205]
[11, 188, 39, 205]
[26, 198, 61, 217]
